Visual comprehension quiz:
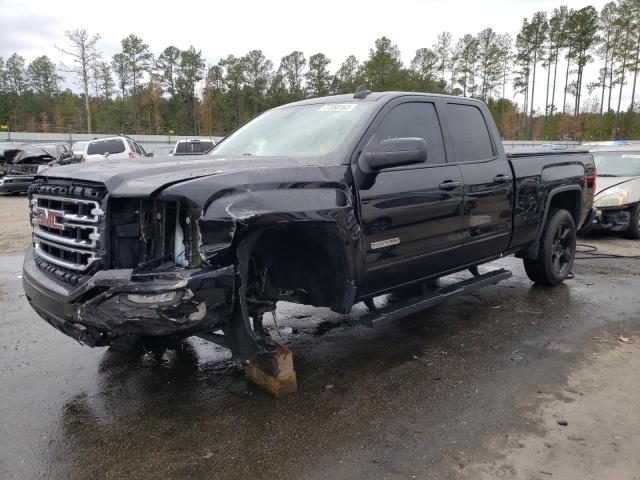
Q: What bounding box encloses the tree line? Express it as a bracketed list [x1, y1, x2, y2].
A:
[0, 0, 639, 141]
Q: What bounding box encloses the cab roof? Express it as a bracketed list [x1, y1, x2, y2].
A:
[282, 91, 484, 108]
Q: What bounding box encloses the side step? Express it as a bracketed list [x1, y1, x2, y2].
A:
[360, 268, 512, 328]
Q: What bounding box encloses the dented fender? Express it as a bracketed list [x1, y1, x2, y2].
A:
[158, 164, 365, 305]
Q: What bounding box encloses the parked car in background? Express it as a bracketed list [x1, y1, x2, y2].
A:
[85, 136, 149, 162]
[150, 145, 174, 157]
[71, 141, 89, 161]
[173, 138, 215, 155]
[0, 142, 25, 163]
[0, 143, 75, 194]
[587, 144, 640, 238]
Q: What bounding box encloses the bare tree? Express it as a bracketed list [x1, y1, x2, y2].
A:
[56, 29, 101, 133]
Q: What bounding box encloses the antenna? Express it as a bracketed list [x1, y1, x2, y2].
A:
[354, 85, 372, 99]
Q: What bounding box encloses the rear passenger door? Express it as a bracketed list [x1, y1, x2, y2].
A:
[355, 98, 465, 295]
[444, 101, 513, 263]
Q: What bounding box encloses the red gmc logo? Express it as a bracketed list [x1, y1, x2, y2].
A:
[35, 207, 64, 230]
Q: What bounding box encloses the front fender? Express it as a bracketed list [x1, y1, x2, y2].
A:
[157, 166, 365, 299]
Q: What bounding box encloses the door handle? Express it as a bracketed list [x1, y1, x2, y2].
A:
[493, 174, 512, 183]
[439, 180, 461, 191]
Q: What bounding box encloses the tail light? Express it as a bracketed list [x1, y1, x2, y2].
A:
[128, 151, 135, 158]
[582, 166, 596, 189]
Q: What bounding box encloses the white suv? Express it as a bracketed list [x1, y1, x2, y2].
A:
[85, 136, 149, 162]
[173, 138, 215, 155]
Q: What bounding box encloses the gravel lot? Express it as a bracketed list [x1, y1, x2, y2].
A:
[1, 195, 639, 480]
[0, 194, 31, 252]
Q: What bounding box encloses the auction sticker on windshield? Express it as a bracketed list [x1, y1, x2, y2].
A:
[319, 104, 358, 112]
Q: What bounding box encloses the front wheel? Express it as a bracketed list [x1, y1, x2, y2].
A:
[524, 209, 576, 286]
[625, 204, 640, 239]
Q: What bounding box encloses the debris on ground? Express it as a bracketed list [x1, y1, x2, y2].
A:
[616, 335, 630, 343]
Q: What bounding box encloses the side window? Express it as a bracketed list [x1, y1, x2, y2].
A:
[365, 102, 446, 165]
[446, 103, 494, 161]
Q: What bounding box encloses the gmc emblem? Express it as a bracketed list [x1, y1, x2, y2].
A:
[35, 207, 64, 230]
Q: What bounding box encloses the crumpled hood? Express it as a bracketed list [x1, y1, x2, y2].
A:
[595, 176, 640, 199]
[39, 155, 302, 196]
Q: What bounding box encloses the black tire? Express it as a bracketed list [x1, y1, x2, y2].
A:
[524, 209, 576, 286]
[625, 204, 640, 239]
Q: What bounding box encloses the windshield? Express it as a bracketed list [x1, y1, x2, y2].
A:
[210, 103, 372, 157]
[593, 151, 640, 177]
[72, 141, 88, 152]
[87, 139, 126, 155]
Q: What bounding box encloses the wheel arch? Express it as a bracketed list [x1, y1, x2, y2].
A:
[520, 186, 582, 261]
[237, 222, 358, 313]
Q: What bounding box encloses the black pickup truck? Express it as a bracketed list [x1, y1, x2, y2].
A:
[23, 91, 595, 362]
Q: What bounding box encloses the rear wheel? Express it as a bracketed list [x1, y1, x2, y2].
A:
[624, 204, 640, 239]
[524, 209, 576, 286]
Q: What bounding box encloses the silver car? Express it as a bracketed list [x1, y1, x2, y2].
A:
[589, 144, 640, 238]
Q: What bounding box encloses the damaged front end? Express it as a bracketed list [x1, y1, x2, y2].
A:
[23, 180, 238, 348]
[24, 165, 362, 362]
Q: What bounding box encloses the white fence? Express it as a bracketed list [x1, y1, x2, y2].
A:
[1, 131, 638, 152]
[0, 131, 223, 150]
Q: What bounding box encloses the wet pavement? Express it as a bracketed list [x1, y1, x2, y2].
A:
[1, 237, 639, 479]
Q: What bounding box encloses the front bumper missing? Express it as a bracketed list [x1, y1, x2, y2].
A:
[23, 246, 235, 345]
[587, 207, 631, 232]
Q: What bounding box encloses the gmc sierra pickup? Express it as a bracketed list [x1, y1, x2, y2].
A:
[23, 90, 595, 362]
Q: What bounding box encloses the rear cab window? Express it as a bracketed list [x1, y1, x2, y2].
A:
[446, 103, 495, 162]
[176, 141, 214, 154]
[87, 139, 126, 155]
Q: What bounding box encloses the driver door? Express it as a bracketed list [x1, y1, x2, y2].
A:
[354, 98, 465, 295]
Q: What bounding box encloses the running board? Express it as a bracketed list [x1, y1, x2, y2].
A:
[359, 268, 512, 328]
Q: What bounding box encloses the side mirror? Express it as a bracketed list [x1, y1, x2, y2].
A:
[61, 151, 72, 159]
[360, 137, 428, 172]
[147, 152, 154, 157]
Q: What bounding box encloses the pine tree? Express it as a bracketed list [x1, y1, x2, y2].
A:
[243, 50, 273, 113]
[411, 48, 439, 92]
[333, 55, 361, 94]
[305, 53, 331, 97]
[280, 51, 306, 100]
[120, 34, 153, 133]
[362, 37, 404, 91]
[566, 6, 599, 116]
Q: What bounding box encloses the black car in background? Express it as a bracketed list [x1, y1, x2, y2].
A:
[0, 143, 77, 194]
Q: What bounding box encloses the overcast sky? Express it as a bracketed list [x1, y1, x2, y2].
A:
[2, 0, 626, 112]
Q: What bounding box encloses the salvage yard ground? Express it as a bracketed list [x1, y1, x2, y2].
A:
[0, 195, 639, 480]
[0, 194, 31, 253]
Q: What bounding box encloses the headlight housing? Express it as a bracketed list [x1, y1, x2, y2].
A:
[594, 190, 629, 208]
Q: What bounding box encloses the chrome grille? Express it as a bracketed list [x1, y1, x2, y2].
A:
[30, 193, 105, 272]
